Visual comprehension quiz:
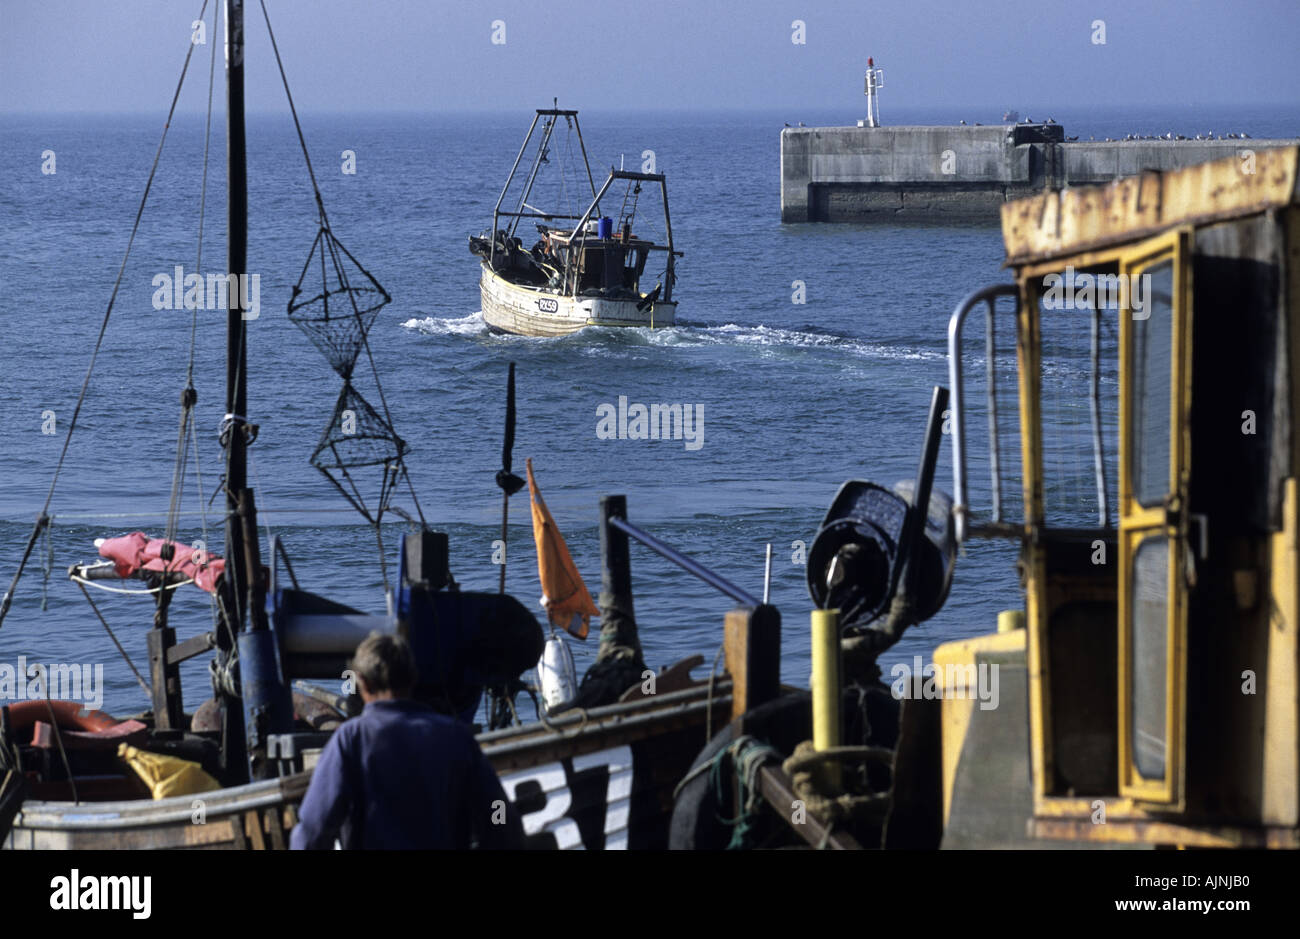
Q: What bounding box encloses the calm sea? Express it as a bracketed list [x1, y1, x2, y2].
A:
[1, 104, 1296, 718]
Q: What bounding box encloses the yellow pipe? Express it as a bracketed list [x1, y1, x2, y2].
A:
[811, 608, 842, 789]
[998, 609, 1026, 633]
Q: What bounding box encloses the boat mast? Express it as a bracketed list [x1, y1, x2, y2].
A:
[223, 0, 294, 780]
[491, 110, 542, 270]
[224, 0, 250, 630]
[216, 0, 257, 781]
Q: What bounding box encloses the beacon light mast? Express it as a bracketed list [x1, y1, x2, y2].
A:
[859, 57, 884, 128]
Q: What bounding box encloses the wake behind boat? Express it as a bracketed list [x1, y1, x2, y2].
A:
[470, 107, 681, 336]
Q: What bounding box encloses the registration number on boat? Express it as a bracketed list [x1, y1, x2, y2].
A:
[498, 745, 633, 850]
[536, 297, 559, 313]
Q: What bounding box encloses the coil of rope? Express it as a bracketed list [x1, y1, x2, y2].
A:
[781, 740, 894, 832]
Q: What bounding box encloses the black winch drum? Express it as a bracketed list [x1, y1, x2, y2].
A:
[807, 480, 956, 630]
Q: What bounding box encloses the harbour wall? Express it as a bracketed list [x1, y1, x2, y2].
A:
[780, 124, 1297, 221]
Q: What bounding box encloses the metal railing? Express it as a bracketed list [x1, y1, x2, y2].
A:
[601, 495, 759, 608]
[947, 283, 1020, 543]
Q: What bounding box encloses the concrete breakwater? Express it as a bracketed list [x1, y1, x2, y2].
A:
[780, 123, 1297, 221]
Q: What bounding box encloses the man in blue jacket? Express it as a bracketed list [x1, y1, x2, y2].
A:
[291, 632, 524, 849]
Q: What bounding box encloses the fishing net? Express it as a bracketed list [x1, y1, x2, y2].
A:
[310, 381, 408, 522]
[288, 226, 390, 379]
[311, 381, 408, 470]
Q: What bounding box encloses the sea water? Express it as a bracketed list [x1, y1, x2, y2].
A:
[1, 105, 1295, 718]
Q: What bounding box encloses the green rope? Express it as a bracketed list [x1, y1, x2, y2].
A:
[708, 735, 780, 850]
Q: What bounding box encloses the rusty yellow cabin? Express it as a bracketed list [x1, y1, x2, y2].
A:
[938, 146, 1300, 848]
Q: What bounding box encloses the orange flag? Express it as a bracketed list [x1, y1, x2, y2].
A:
[527, 458, 599, 639]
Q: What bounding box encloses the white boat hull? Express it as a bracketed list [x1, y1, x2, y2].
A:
[479, 266, 676, 337]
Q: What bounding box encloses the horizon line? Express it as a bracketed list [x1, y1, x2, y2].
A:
[4, 101, 1300, 118]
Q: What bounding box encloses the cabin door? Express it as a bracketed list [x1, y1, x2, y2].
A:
[1116, 229, 1193, 807]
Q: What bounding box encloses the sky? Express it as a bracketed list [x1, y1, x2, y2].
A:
[1, 0, 1298, 114]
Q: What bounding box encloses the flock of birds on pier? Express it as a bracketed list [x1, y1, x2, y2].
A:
[1099, 131, 1253, 141]
[956, 116, 1255, 143]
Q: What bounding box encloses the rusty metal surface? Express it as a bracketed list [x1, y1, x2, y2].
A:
[1030, 816, 1300, 849]
[1002, 147, 1298, 266]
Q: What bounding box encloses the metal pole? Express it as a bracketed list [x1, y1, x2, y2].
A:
[810, 608, 842, 788]
[496, 362, 521, 593]
[892, 386, 949, 602]
[609, 516, 759, 608]
[985, 297, 1002, 523]
[219, 0, 251, 782]
[512, 115, 559, 242]
[660, 178, 675, 302]
[224, 0, 249, 634]
[492, 112, 542, 269]
[498, 496, 509, 594]
[569, 174, 617, 242]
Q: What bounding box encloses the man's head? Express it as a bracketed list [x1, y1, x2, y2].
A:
[349, 632, 417, 702]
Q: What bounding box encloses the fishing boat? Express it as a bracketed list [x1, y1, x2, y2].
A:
[469, 107, 681, 336]
[0, 1, 750, 851]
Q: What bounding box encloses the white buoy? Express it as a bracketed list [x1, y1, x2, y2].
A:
[536, 631, 577, 712]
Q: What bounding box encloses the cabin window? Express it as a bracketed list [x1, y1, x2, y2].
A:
[1129, 534, 1169, 780]
[1116, 229, 1191, 806]
[1034, 271, 1121, 530]
[1129, 261, 1174, 509]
